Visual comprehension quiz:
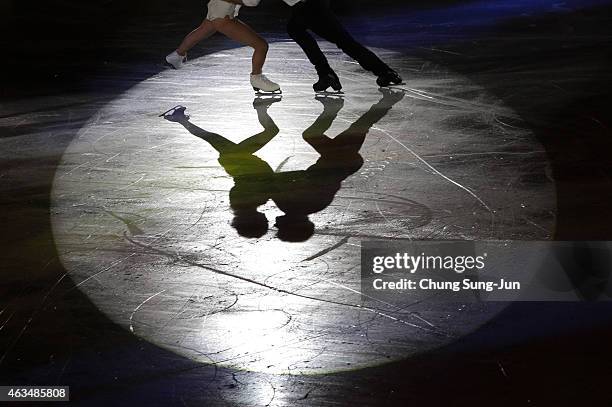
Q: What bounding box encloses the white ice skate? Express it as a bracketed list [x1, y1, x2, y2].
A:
[250, 74, 281, 94]
[165, 51, 187, 69]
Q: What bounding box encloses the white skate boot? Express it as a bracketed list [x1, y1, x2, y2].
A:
[165, 51, 187, 69]
[250, 74, 281, 94]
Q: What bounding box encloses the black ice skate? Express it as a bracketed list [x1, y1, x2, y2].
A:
[313, 71, 343, 93]
[376, 70, 403, 87]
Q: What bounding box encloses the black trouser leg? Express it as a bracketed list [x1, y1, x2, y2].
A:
[301, 0, 390, 76]
[287, 4, 333, 75]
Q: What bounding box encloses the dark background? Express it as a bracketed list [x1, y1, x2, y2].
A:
[2, 0, 612, 405]
[0, 0, 513, 96]
[0, 0, 406, 96]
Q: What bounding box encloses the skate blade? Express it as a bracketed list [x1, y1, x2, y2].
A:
[254, 95, 282, 102]
[253, 87, 282, 95]
[315, 90, 344, 95]
[158, 105, 185, 117]
[315, 94, 344, 101]
[380, 82, 407, 89]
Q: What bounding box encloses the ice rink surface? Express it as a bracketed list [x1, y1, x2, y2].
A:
[50, 44, 554, 375]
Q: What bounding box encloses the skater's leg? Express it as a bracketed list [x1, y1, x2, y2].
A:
[287, 7, 332, 76]
[305, 0, 389, 76]
[176, 19, 217, 56]
[287, 6, 341, 91]
[212, 18, 268, 74]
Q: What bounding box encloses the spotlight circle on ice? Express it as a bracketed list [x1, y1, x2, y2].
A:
[51, 44, 555, 374]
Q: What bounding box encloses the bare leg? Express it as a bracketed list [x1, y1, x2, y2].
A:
[176, 19, 217, 56]
[212, 18, 268, 75]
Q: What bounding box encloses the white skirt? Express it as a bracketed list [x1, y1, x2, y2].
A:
[206, 0, 241, 21]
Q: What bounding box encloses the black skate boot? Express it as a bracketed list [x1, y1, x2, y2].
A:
[376, 70, 403, 87]
[313, 70, 342, 93]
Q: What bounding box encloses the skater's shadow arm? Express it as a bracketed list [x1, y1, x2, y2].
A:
[303, 89, 405, 156]
[327, 88, 405, 153]
[164, 100, 281, 155]
[180, 120, 239, 153]
[163, 106, 237, 153]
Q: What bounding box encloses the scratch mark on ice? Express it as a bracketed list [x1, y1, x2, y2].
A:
[374, 125, 493, 214]
[129, 290, 166, 334]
